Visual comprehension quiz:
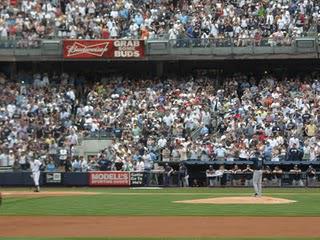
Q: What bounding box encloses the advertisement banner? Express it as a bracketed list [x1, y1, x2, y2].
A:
[130, 172, 145, 187]
[89, 171, 130, 186]
[63, 40, 144, 59]
[46, 172, 62, 184]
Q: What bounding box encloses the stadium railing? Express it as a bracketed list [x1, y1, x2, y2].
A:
[0, 36, 318, 57]
[0, 170, 319, 187]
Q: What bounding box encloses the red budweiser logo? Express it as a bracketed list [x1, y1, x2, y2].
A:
[66, 41, 110, 57]
[63, 40, 145, 59]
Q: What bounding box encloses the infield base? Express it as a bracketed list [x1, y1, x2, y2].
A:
[175, 196, 296, 204]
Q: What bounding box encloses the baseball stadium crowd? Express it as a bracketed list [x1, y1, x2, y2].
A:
[0, 0, 319, 46]
[0, 70, 320, 173]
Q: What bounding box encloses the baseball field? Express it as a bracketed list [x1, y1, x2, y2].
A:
[1, 187, 320, 240]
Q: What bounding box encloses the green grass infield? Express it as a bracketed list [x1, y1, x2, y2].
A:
[0, 187, 320, 216]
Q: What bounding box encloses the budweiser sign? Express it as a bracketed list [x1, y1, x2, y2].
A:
[63, 40, 144, 59]
[66, 41, 110, 57]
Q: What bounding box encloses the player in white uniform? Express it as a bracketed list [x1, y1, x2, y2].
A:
[30, 158, 42, 192]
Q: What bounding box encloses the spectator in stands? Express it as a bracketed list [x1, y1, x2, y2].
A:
[98, 154, 112, 171]
[0, 0, 318, 43]
[46, 160, 56, 172]
[80, 156, 88, 172]
[161, 147, 171, 162]
[58, 144, 69, 166]
[287, 143, 302, 161]
[136, 158, 145, 172]
[12, 159, 21, 172]
[263, 142, 273, 161]
[122, 160, 134, 172]
[0, 149, 8, 166]
[88, 157, 99, 171]
[65, 158, 72, 173]
[1, 70, 320, 176]
[215, 144, 227, 161]
[72, 157, 81, 172]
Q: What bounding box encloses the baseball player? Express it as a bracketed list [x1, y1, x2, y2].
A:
[30, 157, 42, 192]
[252, 157, 264, 197]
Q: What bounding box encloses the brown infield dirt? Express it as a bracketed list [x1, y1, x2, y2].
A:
[0, 192, 318, 238]
[1, 216, 320, 237]
[175, 196, 297, 204]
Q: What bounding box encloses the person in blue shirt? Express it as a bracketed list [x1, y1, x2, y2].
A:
[200, 125, 209, 136]
[263, 142, 272, 161]
[180, 14, 188, 25]
[46, 160, 56, 172]
[134, 13, 144, 26]
[186, 25, 194, 38]
[119, 8, 129, 19]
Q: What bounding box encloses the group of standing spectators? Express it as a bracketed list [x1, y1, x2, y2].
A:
[0, 0, 319, 45]
[0, 70, 320, 173]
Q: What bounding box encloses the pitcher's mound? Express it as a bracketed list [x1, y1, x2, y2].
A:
[175, 196, 296, 204]
[2, 191, 99, 198]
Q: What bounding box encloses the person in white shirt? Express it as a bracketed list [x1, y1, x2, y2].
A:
[136, 159, 144, 172]
[0, 150, 8, 166]
[289, 136, 300, 148]
[215, 145, 227, 160]
[80, 157, 88, 172]
[30, 157, 42, 192]
[157, 137, 167, 149]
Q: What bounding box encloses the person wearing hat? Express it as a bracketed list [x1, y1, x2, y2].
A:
[30, 156, 42, 192]
[252, 155, 264, 197]
[272, 166, 283, 187]
[178, 162, 189, 187]
[164, 163, 174, 187]
[206, 165, 215, 187]
[290, 164, 303, 187]
[306, 165, 316, 186]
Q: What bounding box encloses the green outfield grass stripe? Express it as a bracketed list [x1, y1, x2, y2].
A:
[0, 188, 319, 216]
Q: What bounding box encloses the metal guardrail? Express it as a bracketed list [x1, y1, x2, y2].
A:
[161, 37, 318, 56]
[0, 37, 317, 59]
[81, 129, 114, 141]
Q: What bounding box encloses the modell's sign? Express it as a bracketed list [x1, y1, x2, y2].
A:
[63, 40, 144, 59]
[89, 171, 130, 186]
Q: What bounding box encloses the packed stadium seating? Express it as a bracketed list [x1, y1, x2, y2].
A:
[0, 71, 320, 173]
[0, 0, 319, 43]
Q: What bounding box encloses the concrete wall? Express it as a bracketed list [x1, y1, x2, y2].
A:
[74, 140, 113, 159]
